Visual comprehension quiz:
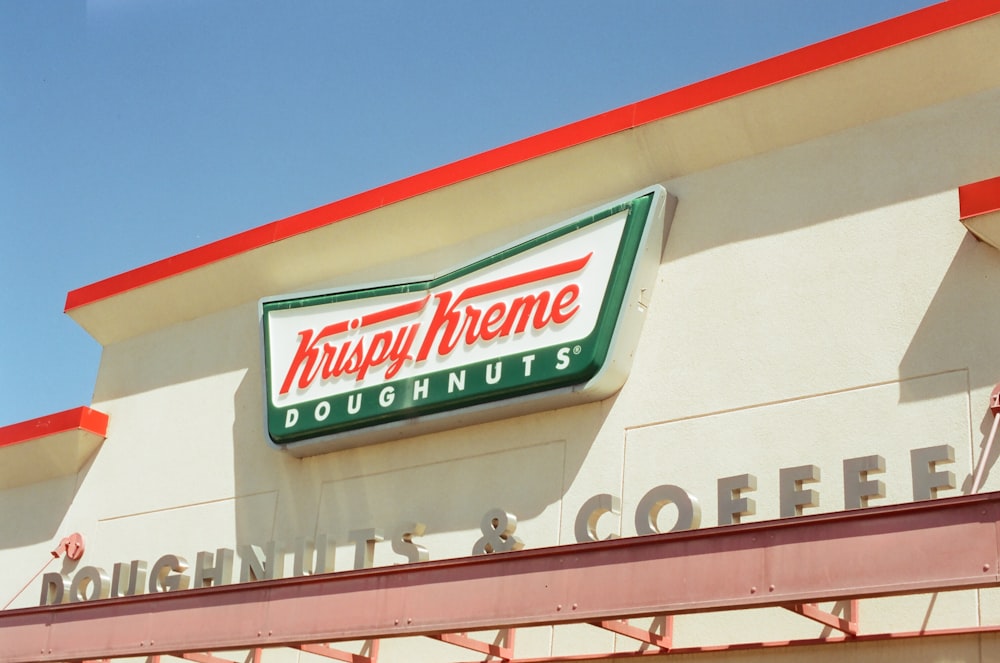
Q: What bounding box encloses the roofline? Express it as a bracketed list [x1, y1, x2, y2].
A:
[64, 0, 1000, 313]
[959, 175, 1000, 220]
[0, 406, 109, 448]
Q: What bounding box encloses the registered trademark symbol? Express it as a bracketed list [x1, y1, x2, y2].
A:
[573, 345, 581, 355]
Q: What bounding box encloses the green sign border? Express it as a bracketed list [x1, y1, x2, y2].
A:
[261, 191, 655, 446]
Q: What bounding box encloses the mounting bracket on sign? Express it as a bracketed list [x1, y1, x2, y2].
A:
[51, 532, 85, 560]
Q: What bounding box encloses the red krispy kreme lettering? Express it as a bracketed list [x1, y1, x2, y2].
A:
[479, 302, 507, 341]
[550, 284, 580, 323]
[278, 297, 428, 395]
[279, 253, 592, 395]
[416, 254, 592, 361]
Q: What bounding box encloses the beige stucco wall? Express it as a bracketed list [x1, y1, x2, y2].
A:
[3, 81, 1000, 663]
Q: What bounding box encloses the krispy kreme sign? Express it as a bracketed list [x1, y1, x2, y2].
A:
[261, 186, 674, 455]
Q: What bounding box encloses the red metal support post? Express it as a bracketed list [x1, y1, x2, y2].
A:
[432, 630, 516, 660]
[785, 601, 858, 636]
[590, 616, 672, 651]
[297, 641, 379, 663]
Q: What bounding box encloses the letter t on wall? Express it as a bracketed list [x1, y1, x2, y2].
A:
[349, 528, 385, 569]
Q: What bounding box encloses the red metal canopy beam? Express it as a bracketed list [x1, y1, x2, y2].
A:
[3, 494, 999, 663]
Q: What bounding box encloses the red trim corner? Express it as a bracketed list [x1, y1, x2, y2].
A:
[0, 407, 110, 449]
[63, 0, 1000, 313]
[959, 175, 1000, 220]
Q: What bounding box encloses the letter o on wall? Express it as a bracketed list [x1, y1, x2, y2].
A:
[634, 484, 702, 534]
[69, 566, 110, 602]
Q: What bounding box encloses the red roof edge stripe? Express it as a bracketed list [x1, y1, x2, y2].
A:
[64, 0, 1000, 313]
[0, 407, 110, 449]
[959, 175, 1000, 220]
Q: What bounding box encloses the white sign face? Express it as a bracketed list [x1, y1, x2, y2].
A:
[261, 186, 674, 456]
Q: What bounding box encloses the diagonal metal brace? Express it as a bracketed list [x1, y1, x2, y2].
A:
[785, 600, 858, 636]
[590, 615, 673, 651]
[431, 629, 516, 660]
[182, 651, 262, 663]
[297, 640, 380, 663]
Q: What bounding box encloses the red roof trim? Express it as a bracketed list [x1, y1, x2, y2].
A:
[0, 407, 110, 448]
[64, 0, 1000, 313]
[959, 175, 1000, 220]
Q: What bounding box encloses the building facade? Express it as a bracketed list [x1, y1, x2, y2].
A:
[4, 1, 1000, 661]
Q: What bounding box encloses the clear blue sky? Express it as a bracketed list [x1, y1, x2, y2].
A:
[0, 0, 938, 426]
